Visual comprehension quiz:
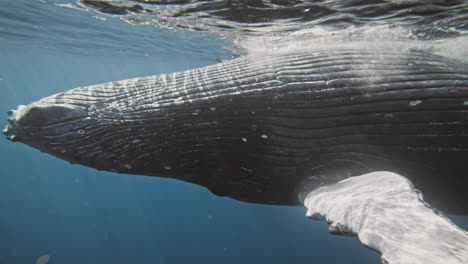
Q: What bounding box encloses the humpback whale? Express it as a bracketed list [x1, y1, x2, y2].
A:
[3, 44, 468, 263]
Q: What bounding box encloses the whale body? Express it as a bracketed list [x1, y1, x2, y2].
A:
[3, 46, 468, 214]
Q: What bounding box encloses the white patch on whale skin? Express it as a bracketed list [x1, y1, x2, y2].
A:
[409, 99, 422, 106]
[303, 171, 468, 264]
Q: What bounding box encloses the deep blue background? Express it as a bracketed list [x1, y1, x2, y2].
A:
[0, 1, 466, 263]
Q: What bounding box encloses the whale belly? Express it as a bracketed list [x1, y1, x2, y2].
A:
[4, 47, 468, 213]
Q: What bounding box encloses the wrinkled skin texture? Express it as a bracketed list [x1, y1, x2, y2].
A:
[4, 47, 468, 214]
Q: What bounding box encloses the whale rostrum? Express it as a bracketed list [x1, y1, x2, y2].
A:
[3, 46, 468, 214]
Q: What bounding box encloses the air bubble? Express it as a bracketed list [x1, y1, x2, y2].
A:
[241, 138, 247, 142]
[164, 165, 172, 170]
[210, 107, 216, 111]
[261, 135, 268, 139]
[132, 139, 141, 144]
[124, 164, 132, 169]
[409, 100, 422, 106]
[77, 129, 85, 135]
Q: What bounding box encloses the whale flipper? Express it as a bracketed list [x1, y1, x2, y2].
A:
[302, 171, 468, 264]
[4, 46, 468, 214]
[2, 43, 468, 263]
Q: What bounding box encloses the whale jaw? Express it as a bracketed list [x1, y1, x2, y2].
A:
[3, 47, 468, 214]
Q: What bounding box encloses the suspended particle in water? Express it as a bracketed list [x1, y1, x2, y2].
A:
[35, 254, 50, 264]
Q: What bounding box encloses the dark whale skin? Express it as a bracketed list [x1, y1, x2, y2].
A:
[4, 47, 468, 214]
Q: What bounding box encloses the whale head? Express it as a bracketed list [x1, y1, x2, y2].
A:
[3, 98, 96, 162]
[3, 49, 468, 213]
[2, 85, 187, 180]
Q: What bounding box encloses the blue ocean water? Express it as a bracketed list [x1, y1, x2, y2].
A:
[0, 1, 467, 264]
[0, 49, 383, 264]
[0, 2, 381, 264]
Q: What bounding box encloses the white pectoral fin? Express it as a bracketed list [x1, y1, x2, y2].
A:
[302, 171, 468, 264]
